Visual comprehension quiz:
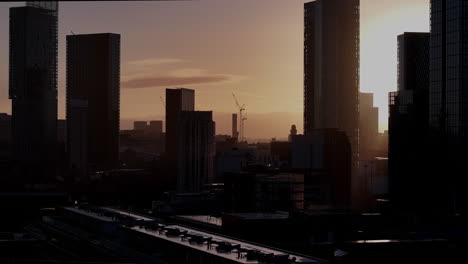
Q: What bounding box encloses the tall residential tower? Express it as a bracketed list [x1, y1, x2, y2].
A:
[9, 1, 58, 178]
[67, 33, 121, 176]
[304, 0, 360, 207]
[389, 32, 430, 213]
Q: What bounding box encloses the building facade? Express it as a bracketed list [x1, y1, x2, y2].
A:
[9, 1, 58, 178]
[429, 0, 468, 142]
[428, 0, 468, 213]
[304, 0, 360, 206]
[389, 32, 430, 213]
[0, 113, 12, 144]
[148, 120, 163, 135]
[291, 129, 352, 209]
[224, 172, 304, 213]
[359, 93, 379, 161]
[67, 33, 121, 175]
[165, 88, 195, 188]
[176, 111, 215, 193]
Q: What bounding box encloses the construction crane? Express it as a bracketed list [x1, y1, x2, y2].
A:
[232, 93, 246, 142]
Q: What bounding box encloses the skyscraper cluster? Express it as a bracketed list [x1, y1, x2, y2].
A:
[6, 0, 468, 217]
[4, 1, 468, 262]
[6, 0, 217, 195]
[8, 1, 121, 185]
[389, 0, 468, 214]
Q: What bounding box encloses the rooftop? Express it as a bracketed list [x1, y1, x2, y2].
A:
[100, 207, 154, 221]
[64, 206, 156, 223]
[131, 224, 323, 263]
[175, 215, 222, 227]
[226, 212, 290, 220]
[64, 207, 115, 222]
[66, 205, 324, 263]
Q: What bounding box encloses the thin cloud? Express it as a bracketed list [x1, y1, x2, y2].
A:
[123, 59, 245, 88]
[127, 58, 183, 66]
[122, 75, 232, 89]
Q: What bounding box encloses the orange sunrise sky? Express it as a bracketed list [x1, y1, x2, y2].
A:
[0, 0, 429, 139]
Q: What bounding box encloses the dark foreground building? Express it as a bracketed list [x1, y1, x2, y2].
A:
[291, 129, 352, 209]
[67, 33, 121, 177]
[48, 205, 324, 264]
[304, 0, 361, 208]
[224, 171, 304, 213]
[9, 1, 58, 180]
[428, 0, 468, 214]
[389, 32, 430, 214]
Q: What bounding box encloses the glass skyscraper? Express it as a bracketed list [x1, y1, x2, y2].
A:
[429, 0, 468, 213]
[430, 0, 468, 143]
[389, 32, 430, 213]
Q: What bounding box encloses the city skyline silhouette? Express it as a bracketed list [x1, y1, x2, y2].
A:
[0, 0, 429, 139]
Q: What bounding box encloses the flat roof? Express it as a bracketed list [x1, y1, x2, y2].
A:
[226, 212, 290, 220]
[100, 207, 154, 221]
[65, 206, 325, 263]
[175, 215, 222, 227]
[130, 224, 323, 263]
[64, 207, 115, 222]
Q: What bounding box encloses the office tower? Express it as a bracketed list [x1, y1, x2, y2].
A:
[291, 129, 352, 209]
[165, 88, 195, 188]
[429, 0, 468, 140]
[9, 1, 58, 177]
[304, 0, 360, 206]
[176, 111, 215, 193]
[56, 119, 67, 173]
[389, 32, 430, 213]
[232, 113, 239, 139]
[224, 172, 304, 213]
[57, 120, 67, 144]
[148, 120, 163, 135]
[0, 113, 12, 158]
[270, 141, 291, 168]
[0, 113, 12, 143]
[68, 100, 88, 179]
[67, 33, 121, 174]
[134, 121, 148, 131]
[429, 0, 468, 213]
[359, 93, 379, 161]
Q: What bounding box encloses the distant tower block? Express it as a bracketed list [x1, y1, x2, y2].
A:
[232, 113, 239, 139]
[289, 124, 298, 142]
[148, 120, 163, 135]
[133, 121, 148, 131]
